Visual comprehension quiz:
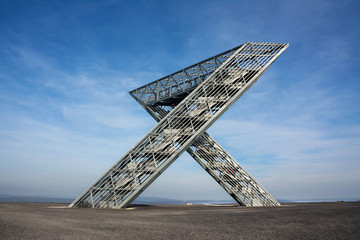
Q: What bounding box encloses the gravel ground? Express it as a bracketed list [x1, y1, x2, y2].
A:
[0, 202, 359, 240]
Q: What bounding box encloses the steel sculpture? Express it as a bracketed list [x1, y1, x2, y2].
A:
[70, 42, 288, 208]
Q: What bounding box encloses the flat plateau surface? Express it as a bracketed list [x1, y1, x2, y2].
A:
[0, 202, 359, 240]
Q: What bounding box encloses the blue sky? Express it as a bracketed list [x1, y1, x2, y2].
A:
[1, 0, 359, 201]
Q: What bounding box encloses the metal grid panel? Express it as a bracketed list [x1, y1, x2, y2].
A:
[130, 45, 243, 106]
[70, 42, 288, 208]
[146, 104, 279, 206]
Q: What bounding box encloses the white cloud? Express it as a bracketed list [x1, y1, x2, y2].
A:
[0, 115, 149, 196]
[61, 103, 153, 130]
[0, 44, 158, 197]
[209, 119, 360, 200]
[1, 1, 359, 202]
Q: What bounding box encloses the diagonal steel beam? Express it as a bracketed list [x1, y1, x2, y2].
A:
[70, 42, 288, 208]
[140, 104, 279, 206]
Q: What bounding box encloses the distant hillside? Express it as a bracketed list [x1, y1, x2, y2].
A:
[0, 194, 74, 203]
[133, 196, 237, 205]
[3, 194, 352, 205]
[0, 194, 237, 205]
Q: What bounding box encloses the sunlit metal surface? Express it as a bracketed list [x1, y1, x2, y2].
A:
[70, 42, 288, 208]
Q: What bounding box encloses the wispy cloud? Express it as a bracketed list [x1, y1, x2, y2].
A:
[0, 44, 157, 197]
[209, 118, 360, 200]
[1, 0, 359, 201]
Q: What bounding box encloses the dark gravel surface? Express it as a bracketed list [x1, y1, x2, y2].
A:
[0, 202, 359, 240]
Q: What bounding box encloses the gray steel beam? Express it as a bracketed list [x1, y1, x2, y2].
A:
[144, 104, 278, 206]
[70, 42, 288, 208]
[129, 45, 243, 106]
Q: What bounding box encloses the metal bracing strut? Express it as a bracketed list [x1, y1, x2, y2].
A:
[143, 104, 279, 206]
[70, 42, 288, 208]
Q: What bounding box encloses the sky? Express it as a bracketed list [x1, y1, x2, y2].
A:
[1, 0, 359, 202]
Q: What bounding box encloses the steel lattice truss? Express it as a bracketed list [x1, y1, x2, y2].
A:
[70, 42, 288, 208]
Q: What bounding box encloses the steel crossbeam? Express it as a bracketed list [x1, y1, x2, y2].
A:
[130, 45, 242, 107]
[141, 104, 279, 206]
[70, 42, 288, 208]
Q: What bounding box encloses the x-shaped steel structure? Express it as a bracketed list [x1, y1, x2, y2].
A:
[70, 42, 288, 208]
